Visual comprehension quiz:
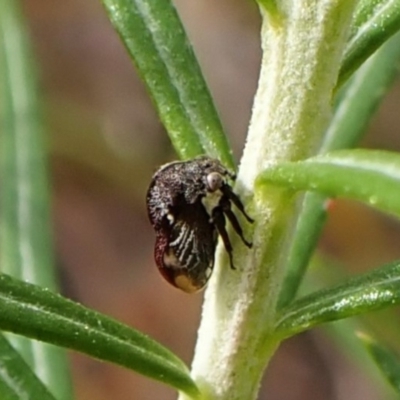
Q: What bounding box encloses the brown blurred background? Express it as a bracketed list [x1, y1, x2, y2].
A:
[20, 0, 400, 399]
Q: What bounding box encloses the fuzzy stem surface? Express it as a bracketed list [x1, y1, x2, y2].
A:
[179, 1, 358, 399]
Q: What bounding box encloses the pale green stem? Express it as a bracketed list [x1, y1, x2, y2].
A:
[178, 1, 358, 400]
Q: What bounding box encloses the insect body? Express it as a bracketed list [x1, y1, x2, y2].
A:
[146, 156, 253, 293]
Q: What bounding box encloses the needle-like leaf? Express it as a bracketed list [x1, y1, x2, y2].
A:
[0, 274, 199, 398]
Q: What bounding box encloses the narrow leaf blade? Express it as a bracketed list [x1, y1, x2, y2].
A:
[257, 149, 400, 218]
[358, 332, 400, 393]
[0, 0, 72, 398]
[101, 0, 234, 168]
[276, 260, 400, 338]
[0, 334, 57, 400]
[339, 0, 400, 87]
[0, 274, 199, 398]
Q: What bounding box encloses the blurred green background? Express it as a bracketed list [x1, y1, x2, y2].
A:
[12, 0, 400, 399]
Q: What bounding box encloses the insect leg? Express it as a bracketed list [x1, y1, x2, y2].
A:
[221, 185, 254, 223]
[212, 208, 235, 270]
[222, 205, 252, 248]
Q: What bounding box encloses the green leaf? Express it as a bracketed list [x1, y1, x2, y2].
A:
[358, 332, 400, 393]
[256, 0, 282, 24]
[0, 334, 57, 400]
[277, 32, 400, 309]
[257, 149, 400, 218]
[276, 260, 400, 338]
[0, 0, 57, 289]
[328, 32, 400, 152]
[322, 320, 398, 399]
[0, 274, 200, 398]
[101, 0, 234, 168]
[338, 0, 400, 87]
[277, 192, 328, 308]
[0, 1, 72, 398]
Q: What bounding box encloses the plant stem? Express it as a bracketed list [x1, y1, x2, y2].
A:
[179, 1, 357, 399]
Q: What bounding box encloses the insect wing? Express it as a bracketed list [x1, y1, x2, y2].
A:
[156, 202, 217, 293]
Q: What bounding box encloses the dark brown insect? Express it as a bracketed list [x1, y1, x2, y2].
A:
[146, 156, 253, 293]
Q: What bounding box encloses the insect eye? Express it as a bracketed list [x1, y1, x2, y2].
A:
[206, 172, 224, 192]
